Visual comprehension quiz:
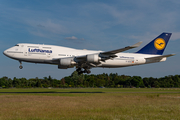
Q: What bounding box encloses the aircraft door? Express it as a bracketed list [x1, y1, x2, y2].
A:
[135, 58, 145, 65]
[24, 51, 28, 56]
[134, 57, 140, 65]
[47, 53, 51, 58]
[24, 46, 28, 56]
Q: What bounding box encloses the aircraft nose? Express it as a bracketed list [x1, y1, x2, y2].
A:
[3, 47, 16, 58]
[3, 49, 10, 57]
[3, 50, 7, 56]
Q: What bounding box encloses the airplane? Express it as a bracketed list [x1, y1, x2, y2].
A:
[3, 32, 175, 74]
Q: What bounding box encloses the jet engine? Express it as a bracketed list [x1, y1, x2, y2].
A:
[59, 58, 76, 66]
[86, 54, 101, 63]
[58, 58, 76, 69]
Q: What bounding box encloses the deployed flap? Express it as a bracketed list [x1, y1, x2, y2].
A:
[101, 41, 143, 55]
[145, 54, 175, 60]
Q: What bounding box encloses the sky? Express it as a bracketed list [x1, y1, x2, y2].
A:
[1, 0, 180, 79]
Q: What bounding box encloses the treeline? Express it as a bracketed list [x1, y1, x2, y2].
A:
[0, 71, 180, 88]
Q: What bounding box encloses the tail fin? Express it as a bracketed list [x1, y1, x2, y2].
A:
[136, 32, 172, 55]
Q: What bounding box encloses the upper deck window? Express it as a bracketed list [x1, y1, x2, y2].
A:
[15, 44, 19, 46]
[27, 46, 39, 48]
[42, 47, 51, 49]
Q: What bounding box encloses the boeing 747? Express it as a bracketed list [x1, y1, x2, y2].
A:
[3, 33, 175, 74]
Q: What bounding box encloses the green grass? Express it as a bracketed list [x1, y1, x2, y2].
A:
[0, 88, 180, 120]
[0, 88, 180, 93]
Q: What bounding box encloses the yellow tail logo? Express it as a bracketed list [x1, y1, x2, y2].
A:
[154, 38, 166, 50]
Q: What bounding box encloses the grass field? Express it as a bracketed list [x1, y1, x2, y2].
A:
[0, 88, 180, 120]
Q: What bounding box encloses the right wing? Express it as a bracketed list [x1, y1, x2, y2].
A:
[75, 41, 143, 62]
[54, 41, 143, 68]
[100, 41, 143, 56]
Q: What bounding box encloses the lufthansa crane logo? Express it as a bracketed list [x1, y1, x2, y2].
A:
[154, 38, 166, 50]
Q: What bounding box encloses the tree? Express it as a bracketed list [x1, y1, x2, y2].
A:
[172, 75, 180, 87]
[130, 76, 144, 88]
[96, 79, 105, 87]
[13, 77, 21, 88]
[61, 78, 65, 86]
[0, 77, 6, 88]
[71, 71, 84, 87]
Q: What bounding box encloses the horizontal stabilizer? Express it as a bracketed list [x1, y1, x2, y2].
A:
[145, 54, 175, 60]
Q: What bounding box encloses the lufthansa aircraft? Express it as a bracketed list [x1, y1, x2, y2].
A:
[3, 33, 175, 74]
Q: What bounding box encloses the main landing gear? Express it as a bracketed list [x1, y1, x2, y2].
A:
[19, 61, 23, 69]
[76, 68, 91, 75]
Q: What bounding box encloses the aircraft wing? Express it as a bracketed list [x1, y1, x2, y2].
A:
[100, 41, 143, 55]
[145, 54, 175, 60]
[54, 41, 143, 68]
[74, 41, 143, 63]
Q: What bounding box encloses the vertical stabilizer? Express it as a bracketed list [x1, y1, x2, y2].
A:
[136, 33, 172, 55]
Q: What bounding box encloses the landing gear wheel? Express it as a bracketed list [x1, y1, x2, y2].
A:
[76, 68, 91, 74]
[84, 69, 91, 74]
[19, 61, 23, 69]
[86, 70, 91, 74]
[78, 71, 84, 75]
[19, 65, 23, 69]
[76, 68, 81, 72]
[78, 71, 83, 75]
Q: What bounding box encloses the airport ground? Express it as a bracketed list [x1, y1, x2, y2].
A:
[0, 88, 180, 120]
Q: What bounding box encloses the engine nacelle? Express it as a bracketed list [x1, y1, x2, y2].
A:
[59, 58, 76, 66]
[86, 54, 101, 63]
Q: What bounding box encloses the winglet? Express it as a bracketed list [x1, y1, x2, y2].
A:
[131, 41, 143, 48]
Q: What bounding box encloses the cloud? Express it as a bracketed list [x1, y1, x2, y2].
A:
[37, 24, 45, 28]
[64, 36, 85, 41]
[25, 19, 69, 40]
[65, 36, 78, 40]
[100, 2, 180, 34]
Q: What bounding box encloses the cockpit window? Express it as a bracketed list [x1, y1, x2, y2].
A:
[15, 44, 19, 46]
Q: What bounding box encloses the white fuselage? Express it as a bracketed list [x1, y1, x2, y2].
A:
[3, 43, 166, 69]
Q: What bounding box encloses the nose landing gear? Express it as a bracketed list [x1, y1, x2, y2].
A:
[19, 61, 23, 69]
